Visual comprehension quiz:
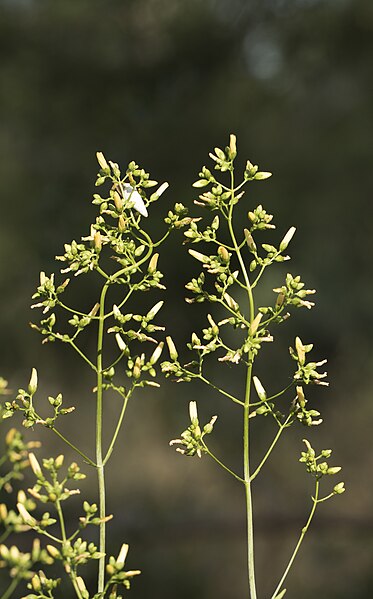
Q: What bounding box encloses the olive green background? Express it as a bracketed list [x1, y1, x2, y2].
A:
[0, 1, 372, 597]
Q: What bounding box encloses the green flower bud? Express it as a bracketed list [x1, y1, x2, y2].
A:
[333, 482, 345, 494]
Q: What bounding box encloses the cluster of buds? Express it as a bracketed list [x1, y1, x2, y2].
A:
[290, 337, 328, 386]
[105, 543, 141, 592]
[170, 401, 217, 458]
[273, 273, 316, 311]
[299, 440, 345, 495]
[31, 272, 69, 314]
[291, 386, 323, 427]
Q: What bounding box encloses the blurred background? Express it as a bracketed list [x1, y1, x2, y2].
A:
[0, 0, 372, 597]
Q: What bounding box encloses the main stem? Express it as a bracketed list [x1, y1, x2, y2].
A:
[243, 362, 257, 599]
[228, 171, 257, 599]
[96, 281, 110, 593]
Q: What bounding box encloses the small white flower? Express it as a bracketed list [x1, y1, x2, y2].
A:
[122, 184, 148, 217]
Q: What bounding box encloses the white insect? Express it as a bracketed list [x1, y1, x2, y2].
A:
[122, 184, 148, 217]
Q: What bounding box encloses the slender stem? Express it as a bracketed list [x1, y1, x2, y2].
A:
[197, 374, 244, 407]
[1, 576, 21, 599]
[250, 415, 293, 482]
[270, 480, 320, 599]
[96, 281, 110, 593]
[51, 427, 96, 467]
[68, 340, 97, 372]
[202, 441, 244, 483]
[103, 388, 132, 466]
[228, 169, 257, 599]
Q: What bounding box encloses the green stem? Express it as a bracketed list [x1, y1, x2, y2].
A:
[202, 442, 244, 483]
[51, 427, 96, 467]
[68, 340, 97, 372]
[96, 281, 110, 593]
[228, 169, 257, 599]
[197, 374, 244, 407]
[1, 576, 21, 599]
[250, 415, 293, 482]
[270, 479, 320, 599]
[103, 388, 132, 466]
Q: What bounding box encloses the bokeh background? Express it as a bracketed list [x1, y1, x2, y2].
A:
[0, 0, 372, 597]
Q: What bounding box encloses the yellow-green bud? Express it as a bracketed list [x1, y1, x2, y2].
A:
[218, 246, 229, 263]
[46, 545, 61, 559]
[113, 190, 123, 211]
[295, 337, 306, 365]
[55, 454, 64, 469]
[118, 215, 126, 232]
[133, 356, 142, 379]
[244, 228, 256, 251]
[0, 504, 8, 521]
[296, 386, 306, 407]
[249, 313, 262, 336]
[94, 231, 102, 251]
[148, 253, 159, 274]
[96, 151, 109, 171]
[31, 574, 42, 592]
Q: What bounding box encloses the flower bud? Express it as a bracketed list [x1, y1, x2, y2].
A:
[253, 376, 267, 401]
[295, 337, 306, 365]
[249, 313, 262, 336]
[115, 333, 128, 353]
[133, 356, 142, 379]
[218, 246, 230, 263]
[118, 215, 126, 232]
[150, 342, 164, 365]
[96, 152, 109, 171]
[31, 574, 42, 592]
[146, 300, 164, 320]
[166, 336, 178, 361]
[29, 453, 42, 477]
[189, 401, 198, 425]
[28, 368, 38, 395]
[244, 229, 256, 251]
[116, 543, 129, 568]
[229, 133, 237, 159]
[279, 226, 296, 252]
[94, 231, 102, 251]
[148, 253, 159, 274]
[333, 482, 345, 494]
[327, 466, 342, 475]
[113, 190, 123, 211]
